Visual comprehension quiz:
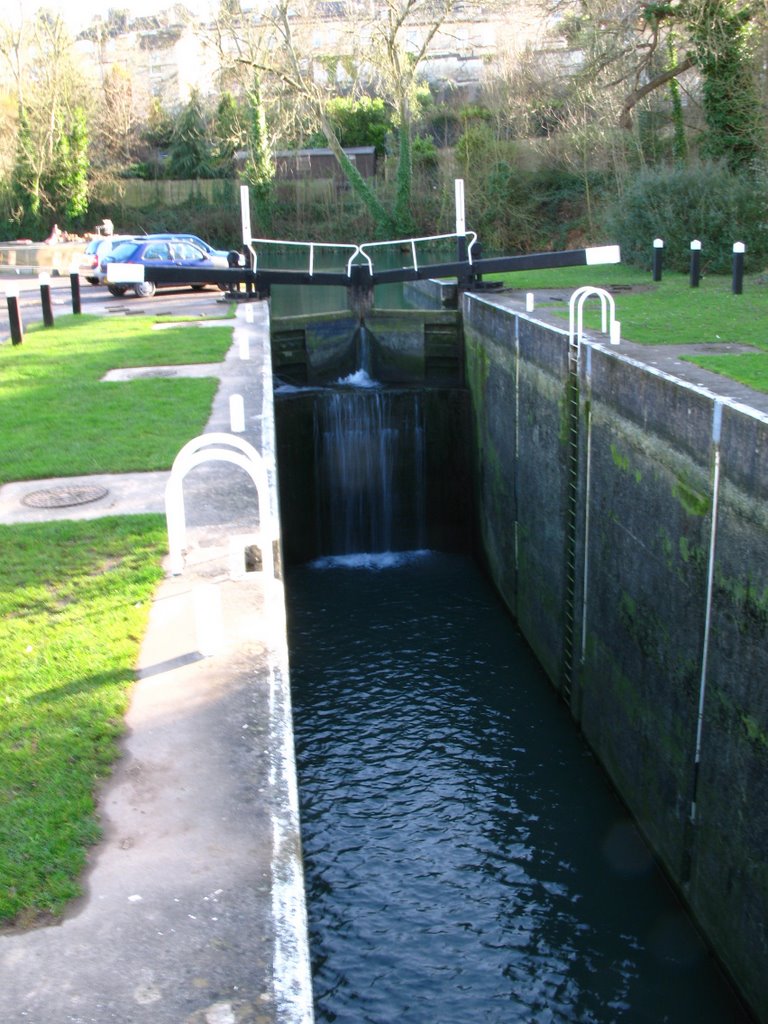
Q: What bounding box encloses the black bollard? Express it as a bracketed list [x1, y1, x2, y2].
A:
[39, 273, 54, 327]
[689, 240, 701, 288]
[732, 242, 745, 295]
[69, 268, 82, 314]
[6, 286, 23, 345]
[652, 238, 664, 282]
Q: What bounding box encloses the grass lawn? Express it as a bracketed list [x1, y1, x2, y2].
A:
[0, 312, 234, 926]
[0, 516, 167, 926]
[0, 314, 233, 483]
[491, 265, 768, 392]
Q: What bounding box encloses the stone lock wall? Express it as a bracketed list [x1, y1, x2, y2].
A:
[463, 293, 768, 1022]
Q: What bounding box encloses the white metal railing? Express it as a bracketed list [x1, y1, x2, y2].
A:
[249, 238, 358, 276]
[246, 232, 477, 278]
[568, 286, 621, 351]
[353, 232, 478, 276]
[165, 432, 276, 580]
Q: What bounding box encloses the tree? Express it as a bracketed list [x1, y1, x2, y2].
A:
[167, 89, 215, 178]
[210, 0, 396, 233]
[204, 8, 277, 227]
[93, 66, 140, 169]
[0, 9, 92, 234]
[545, 0, 764, 169]
[361, 0, 460, 232]
[207, 0, 466, 237]
[308, 96, 394, 155]
[50, 106, 89, 222]
[651, 0, 764, 168]
[212, 90, 245, 175]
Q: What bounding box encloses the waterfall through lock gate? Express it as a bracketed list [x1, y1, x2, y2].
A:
[313, 385, 427, 557]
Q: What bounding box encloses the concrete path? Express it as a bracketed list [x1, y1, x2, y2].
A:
[0, 302, 313, 1024]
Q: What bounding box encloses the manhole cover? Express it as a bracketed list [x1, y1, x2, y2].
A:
[22, 484, 109, 509]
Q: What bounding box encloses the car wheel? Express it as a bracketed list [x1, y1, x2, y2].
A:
[107, 284, 128, 296]
[190, 284, 206, 292]
[134, 281, 156, 298]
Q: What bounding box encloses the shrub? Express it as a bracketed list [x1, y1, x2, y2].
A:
[606, 163, 768, 273]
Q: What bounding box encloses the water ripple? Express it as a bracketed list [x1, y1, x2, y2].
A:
[287, 553, 747, 1024]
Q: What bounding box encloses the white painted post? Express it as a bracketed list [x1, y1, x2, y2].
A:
[193, 583, 224, 656]
[454, 178, 471, 287]
[230, 394, 245, 433]
[454, 179, 466, 237]
[240, 185, 252, 249]
[525, 292, 535, 312]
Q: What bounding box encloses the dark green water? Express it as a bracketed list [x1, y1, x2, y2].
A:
[286, 551, 748, 1024]
[270, 280, 417, 317]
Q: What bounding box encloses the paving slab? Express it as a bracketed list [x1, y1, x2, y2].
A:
[0, 471, 170, 524]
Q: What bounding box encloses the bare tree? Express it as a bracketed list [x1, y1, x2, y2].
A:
[205, 0, 474, 236]
[537, 0, 764, 167]
[0, 9, 92, 228]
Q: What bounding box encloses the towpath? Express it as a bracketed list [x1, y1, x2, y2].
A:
[0, 294, 314, 1024]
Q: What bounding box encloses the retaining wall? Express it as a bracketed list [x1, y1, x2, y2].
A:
[463, 293, 768, 1022]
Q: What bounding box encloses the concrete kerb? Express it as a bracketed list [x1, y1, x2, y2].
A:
[0, 303, 314, 1024]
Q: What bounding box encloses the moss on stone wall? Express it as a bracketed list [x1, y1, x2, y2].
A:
[673, 476, 711, 517]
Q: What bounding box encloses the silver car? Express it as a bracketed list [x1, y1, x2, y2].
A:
[78, 235, 138, 285]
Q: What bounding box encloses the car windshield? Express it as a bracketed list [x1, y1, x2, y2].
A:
[108, 242, 140, 261]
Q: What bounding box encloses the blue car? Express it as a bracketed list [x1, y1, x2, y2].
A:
[102, 237, 220, 298]
[139, 233, 232, 266]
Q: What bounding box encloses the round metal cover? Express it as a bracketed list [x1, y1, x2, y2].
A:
[22, 484, 109, 509]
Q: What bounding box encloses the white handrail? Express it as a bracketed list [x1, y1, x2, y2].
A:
[568, 286, 620, 352]
[355, 231, 478, 275]
[249, 238, 359, 278]
[246, 232, 477, 279]
[165, 433, 276, 579]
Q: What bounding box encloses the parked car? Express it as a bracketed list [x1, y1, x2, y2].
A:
[78, 235, 138, 285]
[139, 233, 232, 268]
[101, 238, 219, 297]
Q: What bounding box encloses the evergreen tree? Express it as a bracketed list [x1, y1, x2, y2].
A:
[56, 108, 89, 222]
[688, 0, 763, 168]
[243, 75, 274, 229]
[212, 91, 244, 176]
[167, 89, 215, 179]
